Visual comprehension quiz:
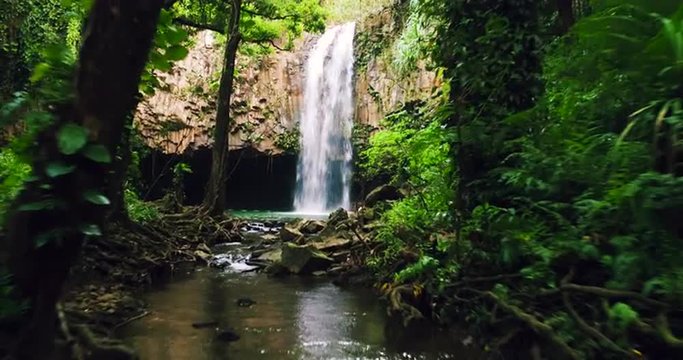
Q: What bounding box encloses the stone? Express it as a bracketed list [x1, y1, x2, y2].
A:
[365, 184, 402, 207]
[192, 321, 218, 329]
[327, 208, 349, 226]
[196, 243, 212, 254]
[359, 207, 375, 221]
[312, 237, 352, 252]
[216, 329, 240, 342]
[264, 263, 289, 276]
[254, 249, 282, 263]
[194, 250, 212, 264]
[280, 242, 334, 274]
[261, 234, 279, 242]
[280, 226, 303, 242]
[236, 298, 256, 307]
[301, 220, 325, 234]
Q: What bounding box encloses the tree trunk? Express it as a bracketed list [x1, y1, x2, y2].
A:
[2, 1, 163, 358]
[202, 0, 242, 215]
[107, 116, 135, 223]
[557, 0, 575, 33]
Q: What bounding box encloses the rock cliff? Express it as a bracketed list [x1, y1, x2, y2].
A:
[134, 2, 438, 155]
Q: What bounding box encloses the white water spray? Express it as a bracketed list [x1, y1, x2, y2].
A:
[294, 23, 356, 213]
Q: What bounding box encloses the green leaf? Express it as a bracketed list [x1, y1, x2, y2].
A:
[46, 161, 76, 178]
[18, 200, 57, 211]
[165, 45, 189, 61]
[82, 144, 111, 163]
[35, 229, 65, 248]
[166, 26, 188, 45]
[30, 63, 50, 83]
[79, 224, 102, 236]
[83, 190, 110, 205]
[57, 123, 88, 155]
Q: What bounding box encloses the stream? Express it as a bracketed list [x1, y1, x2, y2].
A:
[120, 221, 482, 360]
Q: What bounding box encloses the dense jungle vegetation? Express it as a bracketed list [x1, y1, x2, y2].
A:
[0, 0, 682, 359]
[361, 0, 683, 358]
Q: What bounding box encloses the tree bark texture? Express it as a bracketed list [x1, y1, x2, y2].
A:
[202, 0, 242, 215]
[1, 1, 163, 358]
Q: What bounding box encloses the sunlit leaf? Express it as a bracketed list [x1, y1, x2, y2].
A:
[165, 45, 189, 61]
[83, 190, 110, 205]
[79, 224, 102, 236]
[57, 123, 88, 155]
[29, 63, 51, 83]
[46, 161, 75, 178]
[82, 144, 111, 163]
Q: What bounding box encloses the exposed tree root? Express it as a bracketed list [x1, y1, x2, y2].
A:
[480, 291, 580, 360]
[384, 284, 425, 326]
[560, 283, 669, 309]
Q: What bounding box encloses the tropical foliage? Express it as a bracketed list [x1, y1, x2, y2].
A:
[361, 0, 683, 357]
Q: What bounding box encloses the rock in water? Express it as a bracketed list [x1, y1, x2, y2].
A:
[216, 329, 240, 342]
[194, 249, 212, 264]
[280, 225, 304, 242]
[280, 242, 334, 274]
[192, 321, 218, 329]
[236, 297, 256, 307]
[301, 220, 325, 234]
[312, 237, 352, 252]
[254, 248, 282, 263]
[328, 208, 349, 226]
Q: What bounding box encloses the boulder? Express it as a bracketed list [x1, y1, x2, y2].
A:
[280, 225, 303, 242]
[301, 220, 325, 234]
[254, 248, 282, 263]
[312, 237, 352, 252]
[194, 250, 212, 264]
[196, 243, 212, 254]
[358, 207, 375, 222]
[328, 208, 349, 226]
[261, 234, 279, 242]
[280, 242, 334, 274]
[216, 329, 240, 342]
[365, 184, 402, 207]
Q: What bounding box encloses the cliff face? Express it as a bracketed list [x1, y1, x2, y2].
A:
[353, 4, 438, 129]
[135, 3, 438, 155]
[135, 32, 311, 155]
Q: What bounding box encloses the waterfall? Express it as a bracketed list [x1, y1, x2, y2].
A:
[294, 23, 356, 213]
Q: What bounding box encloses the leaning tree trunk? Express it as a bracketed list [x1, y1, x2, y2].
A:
[202, 0, 242, 215]
[2, 1, 163, 358]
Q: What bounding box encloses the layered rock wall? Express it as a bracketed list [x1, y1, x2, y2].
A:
[134, 2, 438, 155]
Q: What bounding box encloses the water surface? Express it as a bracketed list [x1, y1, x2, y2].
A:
[121, 251, 480, 359]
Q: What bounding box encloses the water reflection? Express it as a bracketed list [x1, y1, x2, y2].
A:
[121, 267, 480, 360]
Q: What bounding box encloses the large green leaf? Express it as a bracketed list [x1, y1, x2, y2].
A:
[82, 144, 112, 163]
[79, 224, 102, 236]
[83, 190, 110, 205]
[57, 123, 88, 155]
[46, 161, 75, 178]
[18, 200, 58, 212]
[165, 45, 189, 61]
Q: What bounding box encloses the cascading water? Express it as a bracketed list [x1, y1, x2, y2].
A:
[294, 22, 356, 213]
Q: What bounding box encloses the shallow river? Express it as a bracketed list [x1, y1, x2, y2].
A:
[121, 244, 481, 360]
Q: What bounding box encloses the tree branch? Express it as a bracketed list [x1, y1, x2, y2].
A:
[173, 17, 225, 34]
[241, 8, 297, 20]
[247, 38, 286, 51]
